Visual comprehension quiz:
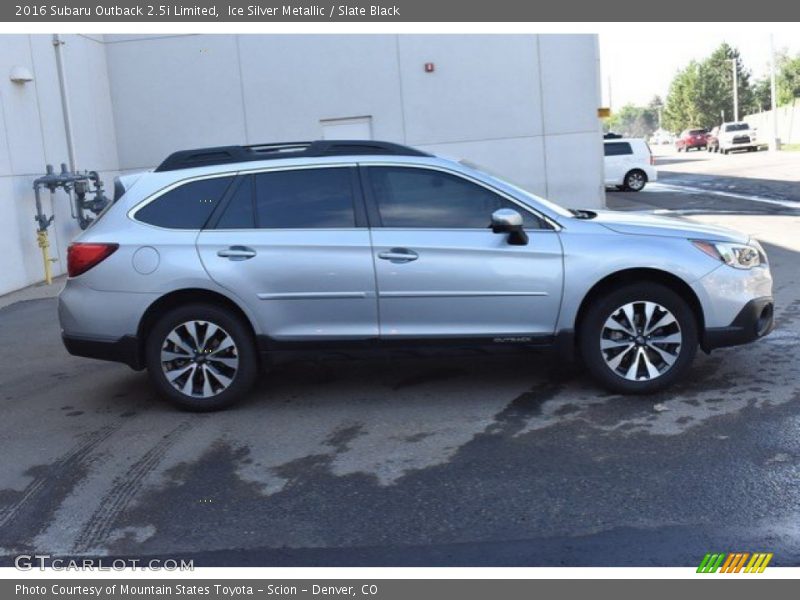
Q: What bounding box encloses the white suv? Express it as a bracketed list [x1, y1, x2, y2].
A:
[718, 122, 761, 154]
[604, 138, 657, 192]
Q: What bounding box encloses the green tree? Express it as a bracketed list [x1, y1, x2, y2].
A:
[776, 52, 800, 106]
[663, 61, 702, 131]
[748, 52, 800, 111]
[663, 43, 756, 131]
[605, 101, 660, 138]
[752, 77, 772, 112]
[697, 43, 756, 125]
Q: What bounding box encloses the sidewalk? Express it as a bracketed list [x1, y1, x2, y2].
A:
[0, 276, 65, 310]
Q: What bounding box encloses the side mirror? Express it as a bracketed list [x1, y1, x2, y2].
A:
[491, 208, 528, 246]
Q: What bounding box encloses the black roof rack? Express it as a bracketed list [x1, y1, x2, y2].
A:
[154, 140, 431, 172]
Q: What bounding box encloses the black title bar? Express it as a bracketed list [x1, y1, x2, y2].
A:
[4, 0, 799, 21]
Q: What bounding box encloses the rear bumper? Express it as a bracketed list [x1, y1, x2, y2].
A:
[685, 140, 707, 148]
[702, 297, 774, 352]
[62, 333, 144, 370]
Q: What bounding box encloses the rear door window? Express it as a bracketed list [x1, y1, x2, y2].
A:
[216, 176, 255, 229]
[254, 167, 356, 229]
[135, 176, 233, 229]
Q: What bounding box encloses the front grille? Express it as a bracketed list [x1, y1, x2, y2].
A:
[733, 135, 751, 144]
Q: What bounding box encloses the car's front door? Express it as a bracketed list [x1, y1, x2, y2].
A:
[196, 166, 378, 343]
[362, 165, 563, 341]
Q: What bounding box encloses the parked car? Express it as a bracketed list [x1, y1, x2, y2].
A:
[60, 140, 774, 410]
[604, 138, 657, 192]
[675, 129, 709, 152]
[706, 127, 720, 153]
[649, 129, 674, 145]
[718, 122, 763, 154]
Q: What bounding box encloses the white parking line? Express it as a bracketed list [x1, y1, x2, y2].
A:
[647, 182, 800, 209]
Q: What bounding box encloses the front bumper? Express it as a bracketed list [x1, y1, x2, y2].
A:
[62, 333, 144, 370]
[702, 297, 774, 352]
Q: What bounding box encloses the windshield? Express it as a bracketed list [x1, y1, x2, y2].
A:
[457, 160, 573, 219]
[725, 123, 750, 132]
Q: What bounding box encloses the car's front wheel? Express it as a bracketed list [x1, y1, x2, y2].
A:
[579, 283, 698, 394]
[145, 303, 258, 411]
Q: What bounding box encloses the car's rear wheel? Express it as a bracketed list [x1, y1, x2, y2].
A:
[623, 169, 647, 192]
[145, 303, 257, 411]
[579, 283, 698, 394]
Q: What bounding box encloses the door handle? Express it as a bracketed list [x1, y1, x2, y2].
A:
[217, 246, 257, 260]
[378, 248, 419, 263]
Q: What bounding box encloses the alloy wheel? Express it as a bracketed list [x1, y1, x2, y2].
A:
[626, 171, 646, 191]
[160, 320, 239, 398]
[600, 301, 682, 381]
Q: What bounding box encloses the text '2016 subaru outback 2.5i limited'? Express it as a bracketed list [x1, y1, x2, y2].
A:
[59, 140, 775, 410]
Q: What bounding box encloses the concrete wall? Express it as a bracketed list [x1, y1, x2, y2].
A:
[745, 99, 800, 146]
[103, 34, 604, 204]
[0, 34, 119, 296]
[0, 33, 603, 296]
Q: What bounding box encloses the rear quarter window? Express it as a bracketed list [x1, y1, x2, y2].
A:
[604, 142, 633, 156]
[135, 176, 234, 229]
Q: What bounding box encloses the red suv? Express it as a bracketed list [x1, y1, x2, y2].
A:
[676, 129, 709, 152]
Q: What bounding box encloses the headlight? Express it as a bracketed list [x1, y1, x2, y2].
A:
[692, 240, 764, 269]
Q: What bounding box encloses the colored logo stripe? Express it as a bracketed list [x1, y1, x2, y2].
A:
[697, 553, 725, 573]
[697, 552, 773, 573]
[744, 553, 773, 573]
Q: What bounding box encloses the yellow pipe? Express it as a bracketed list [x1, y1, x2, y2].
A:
[37, 229, 53, 285]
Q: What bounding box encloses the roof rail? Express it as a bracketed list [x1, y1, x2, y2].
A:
[154, 140, 431, 172]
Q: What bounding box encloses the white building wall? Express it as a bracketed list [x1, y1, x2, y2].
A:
[0, 34, 119, 296]
[0, 33, 603, 296]
[104, 33, 603, 203]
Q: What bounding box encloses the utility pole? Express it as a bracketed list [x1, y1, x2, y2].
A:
[769, 34, 780, 151]
[729, 58, 739, 122]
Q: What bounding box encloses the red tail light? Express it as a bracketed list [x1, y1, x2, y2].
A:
[67, 243, 119, 277]
[650, 155, 656, 166]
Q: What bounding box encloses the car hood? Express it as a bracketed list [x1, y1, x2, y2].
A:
[588, 210, 749, 243]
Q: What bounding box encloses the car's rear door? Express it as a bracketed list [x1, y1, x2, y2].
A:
[604, 141, 633, 185]
[196, 166, 378, 344]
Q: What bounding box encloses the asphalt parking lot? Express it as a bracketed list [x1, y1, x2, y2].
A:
[1, 151, 800, 566]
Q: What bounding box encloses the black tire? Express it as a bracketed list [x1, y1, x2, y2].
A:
[579, 283, 698, 395]
[623, 169, 647, 192]
[145, 303, 258, 411]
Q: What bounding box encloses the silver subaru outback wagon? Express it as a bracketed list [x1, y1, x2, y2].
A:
[59, 140, 774, 410]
